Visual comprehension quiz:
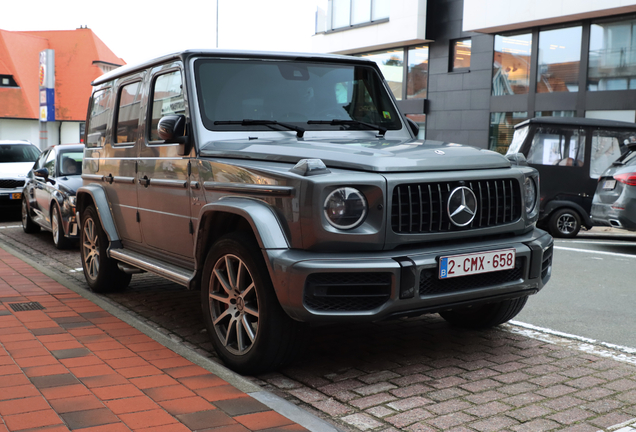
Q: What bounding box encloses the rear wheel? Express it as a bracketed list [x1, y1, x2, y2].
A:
[21, 196, 40, 234]
[52, 205, 71, 250]
[80, 206, 131, 293]
[201, 232, 303, 374]
[549, 208, 581, 238]
[439, 296, 528, 329]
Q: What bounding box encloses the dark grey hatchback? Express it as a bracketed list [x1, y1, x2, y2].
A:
[591, 144, 636, 230]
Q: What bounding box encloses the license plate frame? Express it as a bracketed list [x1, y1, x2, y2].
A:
[602, 179, 616, 190]
[439, 248, 516, 279]
[10, 193, 22, 200]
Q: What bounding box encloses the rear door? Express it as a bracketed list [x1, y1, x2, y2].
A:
[137, 64, 194, 260]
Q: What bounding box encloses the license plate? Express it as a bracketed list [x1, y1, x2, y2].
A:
[439, 249, 516, 279]
[602, 180, 616, 190]
[10, 193, 22, 200]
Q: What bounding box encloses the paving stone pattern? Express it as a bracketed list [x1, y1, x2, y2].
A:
[2, 223, 636, 431]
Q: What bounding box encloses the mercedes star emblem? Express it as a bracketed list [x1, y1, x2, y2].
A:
[447, 186, 478, 226]
[435, 150, 445, 155]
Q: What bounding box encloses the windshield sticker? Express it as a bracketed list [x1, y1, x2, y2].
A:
[383, 111, 391, 119]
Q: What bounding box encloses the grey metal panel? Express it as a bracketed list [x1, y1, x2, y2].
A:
[396, 99, 426, 114]
[534, 92, 578, 111]
[444, 90, 471, 111]
[76, 184, 120, 243]
[490, 95, 529, 113]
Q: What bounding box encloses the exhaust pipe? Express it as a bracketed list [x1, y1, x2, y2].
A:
[609, 219, 623, 228]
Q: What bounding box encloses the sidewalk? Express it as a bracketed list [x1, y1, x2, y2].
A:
[0, 247, 308, 432]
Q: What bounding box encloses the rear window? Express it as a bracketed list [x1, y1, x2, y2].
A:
[0, 144, 40, 163]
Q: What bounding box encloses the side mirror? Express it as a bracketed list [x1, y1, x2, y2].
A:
[406, 118, 420, 137]
[506, 152, 529, 166]
[158, 115, 189, 156]
[34, 168, 56, 184]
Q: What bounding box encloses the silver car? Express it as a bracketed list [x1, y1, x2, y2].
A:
[591, 144, 636, 230]
[76, 50, 554, 374]
[0, 140, 40, 209]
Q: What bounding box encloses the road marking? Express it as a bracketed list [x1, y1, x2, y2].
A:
[558, 239, 636, 246]
[0, 225, 21, 229]
[603, 417, 636, 431]
[555, 245, 636, 259]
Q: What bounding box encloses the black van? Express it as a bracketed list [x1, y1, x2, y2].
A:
[507, 117, 636, 237]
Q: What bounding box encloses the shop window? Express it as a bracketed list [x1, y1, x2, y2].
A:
[489, 111, 528, 154]
[359, 49, 404, 100]
[407, 46, 428, 99]
[492, 33, 532, 96]
[451, 39, 471, 72]
[588, 17, 636, 91]
[537, 26, 582, 93]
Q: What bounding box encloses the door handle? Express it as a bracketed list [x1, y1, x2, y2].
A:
[138, 176, 150, 187]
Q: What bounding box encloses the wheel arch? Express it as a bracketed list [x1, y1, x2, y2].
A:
[541, 200, 593, 229]
[76, 185, 121, 246]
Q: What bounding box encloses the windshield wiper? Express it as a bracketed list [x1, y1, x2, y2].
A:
[307, 119, 387, 136]
[214, 119, 305, 138]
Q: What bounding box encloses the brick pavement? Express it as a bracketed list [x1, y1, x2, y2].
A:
[2, 221, 636, 431]
[0, 246, 307, 431]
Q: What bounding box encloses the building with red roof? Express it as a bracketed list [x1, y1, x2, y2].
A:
[0, 27, 124, 149]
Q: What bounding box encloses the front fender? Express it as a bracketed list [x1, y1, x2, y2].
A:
[76, 184, 121, 245]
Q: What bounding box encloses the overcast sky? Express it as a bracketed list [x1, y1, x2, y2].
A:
[2, 0, 326, 65]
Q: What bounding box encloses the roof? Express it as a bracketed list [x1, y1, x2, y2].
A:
[515, 116, 636, 129]
[0, 140, 36, 146]
[0, 28, 124, 121]
[93, 48, 374, 85]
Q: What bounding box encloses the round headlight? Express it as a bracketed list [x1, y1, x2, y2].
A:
[324, 187, 367, 230]
[523, 177, 537, 214]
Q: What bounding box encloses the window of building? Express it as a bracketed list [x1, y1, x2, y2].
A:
[492, 33, 532, 96]
[329, 0, 389, 30]
[0, 75, 18, 87]
[115, 81, 142, 144]
[536, 110, 576, 118]
[489, 111, 528, 154]
[359, 49, 404, 100]
[407, 46, 428, 99]
[451, 39, 471, 72]
[149, 70, 184, 142]
[588, 17, 636, 91]
[526, 127, 585, 167]
[537, 26, 582, 93]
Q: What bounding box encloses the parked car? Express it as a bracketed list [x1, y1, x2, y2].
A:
[0, 140, 40, 209]
[22, 143, 84, 249]
[507, 117, 636, 237]
[76, 49, 553, 374]
[591, 143, 636, 230]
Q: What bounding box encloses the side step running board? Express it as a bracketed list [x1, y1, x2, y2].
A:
[109, 248, 193, 287]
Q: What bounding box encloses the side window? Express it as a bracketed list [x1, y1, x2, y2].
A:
[44, 150, 56, 177]
[526, 127, 584, 167]
[33, 150, 48, 170]
[149, 71, 184, 142]
[115, 81, 142, 144]
[590, 130, 622, 178]
[86, 88, 113, 147]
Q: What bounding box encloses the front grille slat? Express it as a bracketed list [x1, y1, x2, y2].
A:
[0, 179, 25, 189]
[391, 178, 522, 234]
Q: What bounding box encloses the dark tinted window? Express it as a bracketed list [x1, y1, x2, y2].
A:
[58, 150, 83, 176]
[0, 144, 40, 163]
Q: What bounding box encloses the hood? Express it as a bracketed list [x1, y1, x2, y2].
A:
[56, 175, 83, 194]
[0, 162, 35, 178]
[199, 138, 511, 172]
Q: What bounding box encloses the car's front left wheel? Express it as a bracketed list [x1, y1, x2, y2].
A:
[201, 232, 303, 374]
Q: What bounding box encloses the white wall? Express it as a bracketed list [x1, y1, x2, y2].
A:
[0, 119, 80, 150]
[61, 122, 81, 144]
[463, 0, 636, 33]
[312, 0, 429, 54]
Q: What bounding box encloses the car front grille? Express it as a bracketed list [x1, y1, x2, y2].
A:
[0, 179, 25, 189]
[304, 272, 392, 312]
[391, 178, 522, 233]
[419, 257, 524, 296]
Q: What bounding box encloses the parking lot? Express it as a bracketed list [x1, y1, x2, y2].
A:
[2, 210, 636, 431]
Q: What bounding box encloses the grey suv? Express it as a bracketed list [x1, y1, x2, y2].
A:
[77, 50, 554, 373]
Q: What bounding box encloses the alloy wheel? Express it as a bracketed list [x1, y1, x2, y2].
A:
[21, 199, 28, 228]
[557, 213, 577, 235]
[52, 209, 60, 244]
[209, 254, 260, 356]
[82, 218, 100, 281]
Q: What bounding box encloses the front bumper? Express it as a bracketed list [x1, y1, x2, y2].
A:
[266, 228, 553, 322]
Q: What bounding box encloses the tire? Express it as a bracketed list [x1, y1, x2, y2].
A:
[439, 296, 528, 329]
[548, 208, 581, 238]
[52, 204, 71, 250]
[80, 206, 131, 293]
[21, 196, 40, 234]
[201, 232, 303, 374]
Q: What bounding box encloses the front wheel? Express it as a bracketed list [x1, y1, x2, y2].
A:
[439, 296, 528, 329]
[549, 208, 581, 238]
[201, 232, 302, 374]
[21, 196, 40, 234]
[80, 206, 131, 293]
[52, 205, 72, 250]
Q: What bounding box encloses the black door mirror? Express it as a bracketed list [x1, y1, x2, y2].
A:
[34, 168, 55, 184]
[158, 115, 189, 156]
[406, 118, 420, 137]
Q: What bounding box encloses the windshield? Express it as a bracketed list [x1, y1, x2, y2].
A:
[194, 59, 402, 133]
[506, 126, 529, 155]
[58, 150, 83, 176]
[0, 144, 39, 163]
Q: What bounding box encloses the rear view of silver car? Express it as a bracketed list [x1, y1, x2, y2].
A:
[591, 144, 636, 230]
